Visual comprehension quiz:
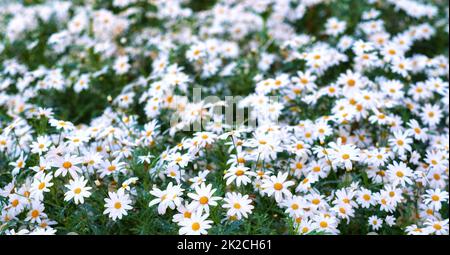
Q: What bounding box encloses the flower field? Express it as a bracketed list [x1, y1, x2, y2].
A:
[0, 0, 448, 235]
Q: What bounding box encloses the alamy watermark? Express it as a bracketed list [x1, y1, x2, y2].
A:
[169, 87, 280, 132]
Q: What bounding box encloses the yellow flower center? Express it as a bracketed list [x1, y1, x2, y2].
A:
[199, 196, 209, 205]
[377, 170, 386, 177]
[74, 188, 82, 194]
[191, 222, 201, 231]
[114, 202, 122, 209]
[63, 161, 72, 169]
[431, 195, 440, 202]
[38, 182, 46, 190]
[12, 199, 19, 207]
[433, 224, 442, 230]
[273, 183, 283, 191]
[31, 210, 39, 218]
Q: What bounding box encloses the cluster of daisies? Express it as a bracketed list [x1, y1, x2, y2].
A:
[0, 0, 449, 235]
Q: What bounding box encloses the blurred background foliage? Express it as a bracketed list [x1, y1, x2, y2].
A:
[1, 0, 448, 125]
